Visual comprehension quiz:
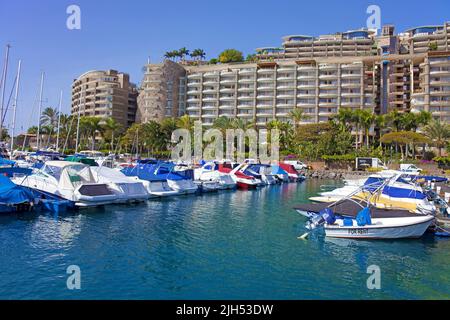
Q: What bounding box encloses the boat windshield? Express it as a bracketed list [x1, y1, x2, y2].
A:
[65, 165, 94, 184]
[42, 165, 63, 180]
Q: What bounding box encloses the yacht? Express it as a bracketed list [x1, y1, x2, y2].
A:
[12, 161, 117, 207]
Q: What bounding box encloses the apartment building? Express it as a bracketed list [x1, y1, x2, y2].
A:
[180, 58, 376, 127]
[136, 60, 186, 123]
[411, 51, 450, 122]
[135, 22, 450, 127]
[257, 29, 377, 61]
[71, 70, 137, 128]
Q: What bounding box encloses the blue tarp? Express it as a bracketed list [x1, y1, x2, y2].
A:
[356, 207, 372, 226]
[0, 157, 15, 166]
[0, 175, 34, 205]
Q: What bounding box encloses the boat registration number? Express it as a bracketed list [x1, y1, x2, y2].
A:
[348, 228, 369, 235]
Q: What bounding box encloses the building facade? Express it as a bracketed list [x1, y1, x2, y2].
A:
[135, 22, 450, 127]
[136, 60, 186, 123]
[71, 70, 138, 128]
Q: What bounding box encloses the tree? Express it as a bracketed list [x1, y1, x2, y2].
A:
[178, 47, 190, 61]
[209, 58, 218, 65]
[289, 109, 309, 131]
[245, 54, 258, 62]
[359, 109, 376, 148]
[102, 118, 123, 152]
[191, 49, 206, 61]
[213, 116, 234, 135]
[218, 49, 244, 63]
[164, 51, 175, 61]
[40, 107, 59, 128]
[176, 115, 194, 131]
[380, 131, 431, 160]
[422, 119, 450, 156]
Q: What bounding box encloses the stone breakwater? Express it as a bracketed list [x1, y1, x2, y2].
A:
[305, 170, 371, 180]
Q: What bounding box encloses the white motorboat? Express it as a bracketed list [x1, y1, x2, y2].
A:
[194, 162, 237, 190]
[90, 166, 149, 203]
[218, 162, 260, 189]
[12, 161, 117, 207]
[324, 215, 434, 239]
[295, 201, 434, 240]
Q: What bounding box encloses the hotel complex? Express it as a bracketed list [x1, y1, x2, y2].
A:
[71, 22, 450, 127]
[71, 70, 138, 128]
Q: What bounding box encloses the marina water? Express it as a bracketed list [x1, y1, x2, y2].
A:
[0, 180, 449, 300]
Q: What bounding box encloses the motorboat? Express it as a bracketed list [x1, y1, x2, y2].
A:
[194, 162, 236, 190]
[121, 163, 180, 198]
[91, 166, 149, 203]
[218, 162, 260, 189]
[279, 162, 302, 182]
[240, 163, 277, 185]
[0, 174, 35, 213]
[122, 162, 198, 196]
[310, 173, 436, 215]
[271, 165, 289, 182]
[295, 199, 434, 239]
[12, 161, 117, 207]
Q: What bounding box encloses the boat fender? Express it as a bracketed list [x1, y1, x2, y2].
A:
[356, 207, 372, 227]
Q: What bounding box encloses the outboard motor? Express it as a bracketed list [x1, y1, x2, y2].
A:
[306, 208, 335, 230]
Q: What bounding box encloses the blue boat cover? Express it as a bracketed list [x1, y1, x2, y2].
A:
[0, 157, 15, 166]
[356, 207, 372, 226]
[320, 208, 336, 224]
[418, 175, 448, 183]
[382, 186, 426, 200]
[121, 163, 188, 182]
[0, 175, 33, 205]
[271, 165, 288, 175]
[363, 177, 385, 192]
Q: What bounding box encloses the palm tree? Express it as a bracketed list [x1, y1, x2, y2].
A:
[178, 47, 189, 61]
[191, 49, 206, 61]
[213, 116, 234, 135]
[176, 115, 194, 131]
[289, 109, 309, 131]
[40, 107, 60, 147]
[164, 51, 174, 61]
[359, 109, 376, 148]
[423, 119, 450, 156]
[102, 118, 122, 152]
[334, 108, 354, 132]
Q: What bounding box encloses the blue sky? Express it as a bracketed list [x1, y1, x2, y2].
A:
[0, 0, 449, 134]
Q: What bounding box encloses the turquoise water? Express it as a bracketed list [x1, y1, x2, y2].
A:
[0, 180, 449, 300]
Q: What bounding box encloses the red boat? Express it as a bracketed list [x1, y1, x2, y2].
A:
[218, 163, 259, 189]
[279, 162, 300, 181]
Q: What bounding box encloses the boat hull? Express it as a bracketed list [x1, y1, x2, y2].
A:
[324, 216, 434, 239]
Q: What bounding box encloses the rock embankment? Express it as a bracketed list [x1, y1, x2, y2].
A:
[305, 170, 370, 180]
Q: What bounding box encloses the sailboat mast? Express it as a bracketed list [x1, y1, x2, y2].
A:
[75, 86, 84, 153]
[36, 72, 44, 150]
[56, 90, 63, 151]
[0, 44, 11, 142]
[10, 60, 21, 159]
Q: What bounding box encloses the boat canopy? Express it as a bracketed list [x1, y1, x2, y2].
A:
[0, 157, 15, 166]
[65, 156, 98, 166]
[42, 161, 96, 190]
